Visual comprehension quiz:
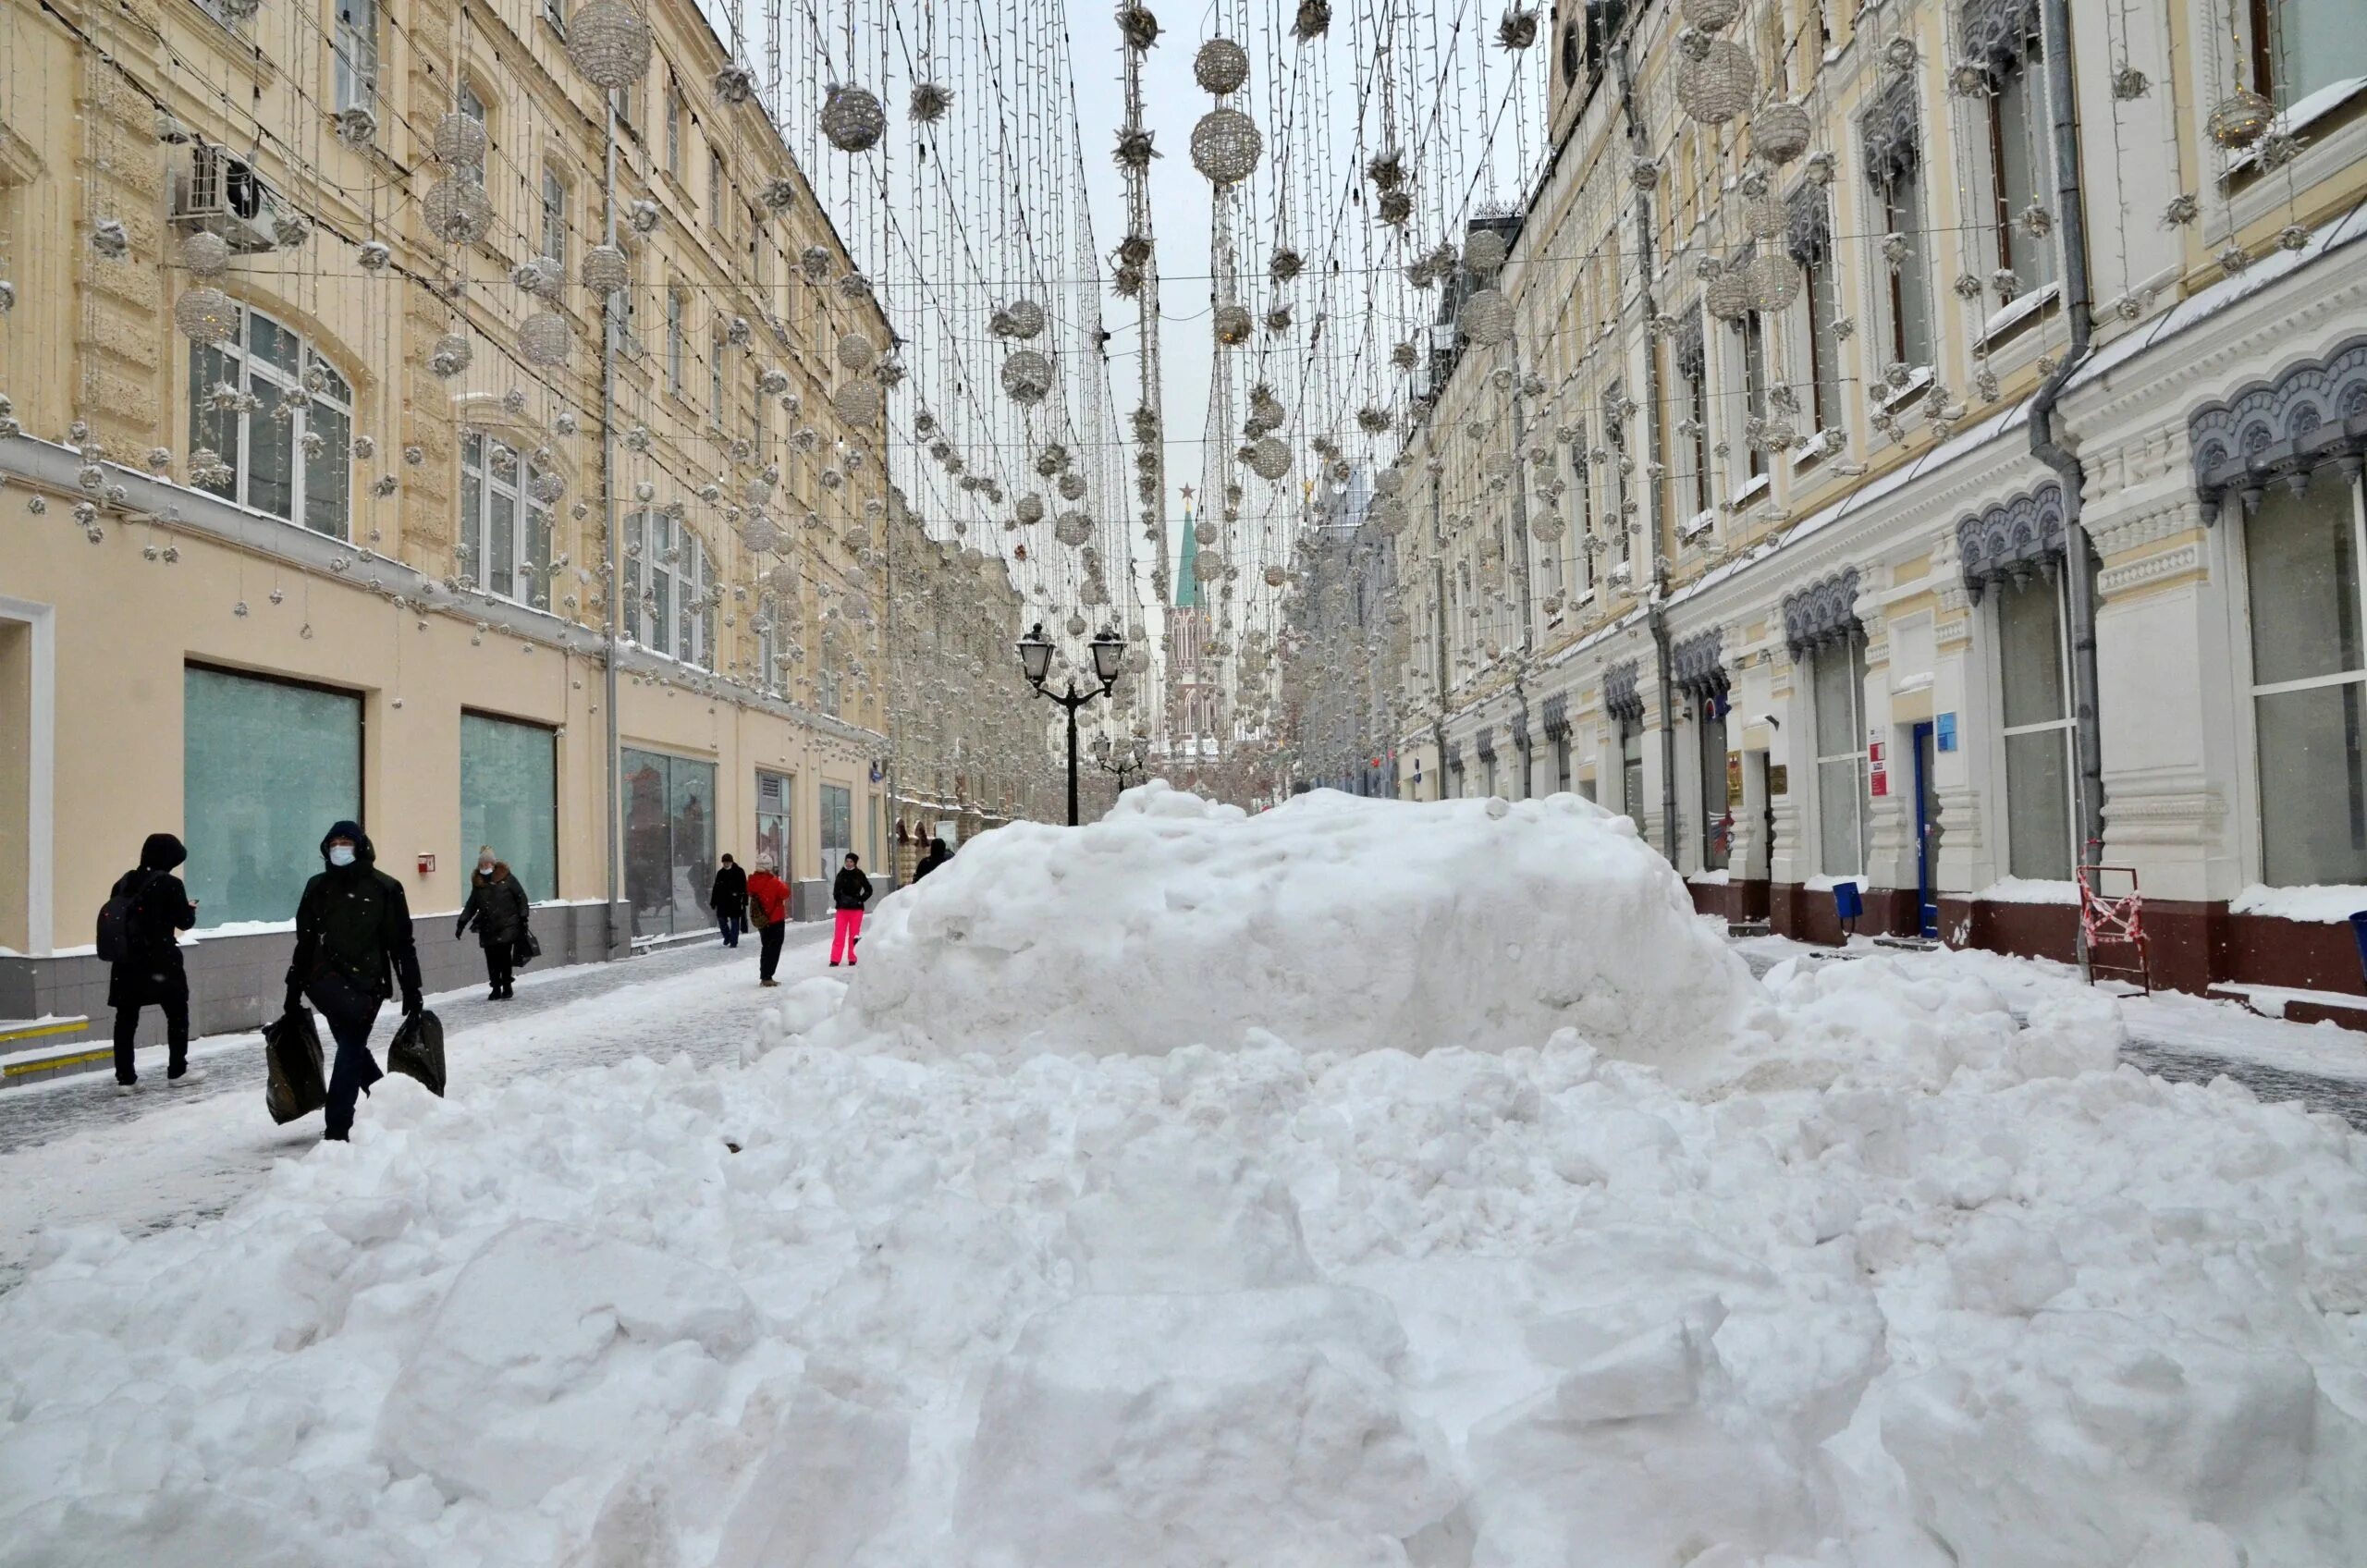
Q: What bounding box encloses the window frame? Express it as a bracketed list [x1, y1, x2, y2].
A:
[1811, 631, 1872, 876]
[187, 301, 354, 539]
[182, 661, 364, 929]
[666, 287, 687, 398]
[458, 431, 555, 610]
[1993, 570, 2079, 879]
[333, 0, 379, 116]
[541, 162, 570, 270]
[666, 78, 684, 178]
[1699, 689, 1732, 870]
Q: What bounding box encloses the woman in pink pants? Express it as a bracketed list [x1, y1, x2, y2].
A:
[829, 851, 872, 966]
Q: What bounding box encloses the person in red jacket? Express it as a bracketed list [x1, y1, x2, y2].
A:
[745, 857, 792, 986]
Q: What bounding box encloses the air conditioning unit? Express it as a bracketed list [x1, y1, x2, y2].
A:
[171, 144, 280, 253]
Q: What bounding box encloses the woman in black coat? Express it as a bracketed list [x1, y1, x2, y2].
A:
[108, 831, 198, 1085]
[455, 847, 532, 1000]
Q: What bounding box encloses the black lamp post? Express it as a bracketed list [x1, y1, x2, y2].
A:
[1017, 622, 1126, 825]
[1092, 732, 1150, 792]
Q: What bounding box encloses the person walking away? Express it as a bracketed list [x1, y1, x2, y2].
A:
[746, 857, 791, 986]
[830, 852, 873, 967]
[455, 847, 531, 999]
[106, 832, 198, 1086]
[286, 821, 423, 1142]
[711, 853, 749, 948]
[913, 836, 954, 882]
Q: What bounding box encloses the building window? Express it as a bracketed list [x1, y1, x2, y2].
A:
[1970, 4, 2055, 296]
[678, 527, 716, 666]
[188, 302, 353, 538]
[1572, 445, 1595, 592]
[457, 80, 486, 124]
[710, 147, 728, 233]
[1674, 317, 1711, 519]
[1812, 632, 1871, 874]
[182, 665, 362, 928]
[1739, 304, 1771, 482]
[666, 288, 686, 397]
[542, 0, 565, 31]
[1620, 717, 1645, 819]
[1554, 732, 1573, 792]
[666, 80, 683, 178]
[1699, 690, 1732, 870]
[1605, 382, 1630, 570]
[1863, 81, 1934, 369]
[2246, 0, 2367, 107]
[1790, 191, 1844, 434]
[710, 333, 726, 428]
[2245, 474, 2367, 885]
[334, 0, 378, 116]
[541, 165, 570, 270]
[460, 711, 558, 901]
[622, 747, 717, 936]
[820, 781, 854, 877]
[458, 433, 554, 608]
[1995, 570, 2075, 879]
[623, 510, 716, 667]
[1560, 22, 1580, 86]
[754, 769, 791, 876]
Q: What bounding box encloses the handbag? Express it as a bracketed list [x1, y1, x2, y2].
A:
[263, 1007, 327, 1125]
[388, 1009, 448, 1097]
[512, 927, 541, 968]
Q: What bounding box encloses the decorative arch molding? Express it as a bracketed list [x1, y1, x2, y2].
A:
[448, 392, 580, 484]
[1604, 660, 1644, 722]
[1540, 692, 1572, 741]
[1475, 725, 1497, 763]
[1671, 628, 1727, 694]
[1955, 481, 2066, 602]
[1782, 566, 1861, 655]
[2189, 334, 2367, 517]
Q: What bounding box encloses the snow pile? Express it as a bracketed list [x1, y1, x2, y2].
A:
[832, 782, 1752, 1072]
[5, 798, 2367, 1566]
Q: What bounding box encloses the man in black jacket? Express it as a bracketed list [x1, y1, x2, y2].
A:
[455, 846, 531, 1000]
[828, 852, 873, 967]
[107, 832, 199, 1086]
[285, 820, 423, 1142]
[710, 853, 749, 948]
[913, 837, 954, 881]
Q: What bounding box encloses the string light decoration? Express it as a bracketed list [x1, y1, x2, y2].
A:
[1194, 38, 1251, 95]
[1676, 31, 1757, 125]
[563, 0, 655, 89]
[1190, 108, 1263, 185]
[822, 84, 889, 152]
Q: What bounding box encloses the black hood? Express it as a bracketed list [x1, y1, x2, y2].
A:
[319, 820, 375, 867]
[139, 832, 187, 872]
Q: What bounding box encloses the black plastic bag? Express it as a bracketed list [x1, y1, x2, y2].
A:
[388, 1009, 448, 1097]
[264, 1007, 327, 1125]
[512, 928, 541, 969]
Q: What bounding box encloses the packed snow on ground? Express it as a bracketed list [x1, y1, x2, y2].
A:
[3, 787, 2366, 1568]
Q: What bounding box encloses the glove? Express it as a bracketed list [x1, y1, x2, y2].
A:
[401, 992, 424, 1019]
[454, 921, 467, 939]
[283, 984, 305, 1017]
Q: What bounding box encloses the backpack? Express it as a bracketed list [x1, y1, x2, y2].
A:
[95, 870, 161, 964]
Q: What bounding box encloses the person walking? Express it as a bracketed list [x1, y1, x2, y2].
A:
[710, 853, 749, 948]
[285, 821, 423, 1143]
[746, 856, 791, 986]
[830, 851, 872, 968]
[913, 836, 954, 882]
[106, 832, 198, 1086]
[455, 847, 531, 1000]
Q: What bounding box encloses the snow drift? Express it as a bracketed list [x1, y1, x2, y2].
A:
[6, 790, 2367, 1568]
[828, 782, 1752, 1071]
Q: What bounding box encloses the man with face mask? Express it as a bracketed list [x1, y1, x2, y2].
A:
[285, 820, 423, 1142]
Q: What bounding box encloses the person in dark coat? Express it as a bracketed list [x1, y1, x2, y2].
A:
[829, 852, 873, 967]
[710, 854, 749, 948]
[455, 845, 531, 1000]
[285, 821, 423, 1143]
[746, 857, 791, 986]
[913, 837, 954, 881]
[107, 832, 198, 1086]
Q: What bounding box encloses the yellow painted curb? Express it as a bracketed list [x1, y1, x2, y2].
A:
[0, 1018, 90, 1047]
[3, 1045, 111, 1079]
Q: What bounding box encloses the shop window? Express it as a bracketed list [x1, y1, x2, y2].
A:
[1996, 571, 2075, 878]
[460, 712, 558, 900]
[187, 303, 352, 537]
[183, 665, 361, 928]
[459, 433, 554, 608]
[754, 769, 791, 876]
[1699, 691, 1731, 870]
[2245, 475, 2367, 885]
[1812, 632, 1870, 874]
[820, 781, 853, 876]
[1554, 733, 1573, 793]
[1620, 717, 1645, 820]
[622, 747, 716, 936]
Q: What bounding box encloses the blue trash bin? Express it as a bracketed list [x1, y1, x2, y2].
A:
[2349, 911, 2367, 986]
[1834, 881, 1863, 922]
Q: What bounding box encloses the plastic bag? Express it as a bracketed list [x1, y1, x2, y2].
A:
[512, 928, 541, 969]
[388, 1009, 448, 1097]
[264, 1007, 327, 1125]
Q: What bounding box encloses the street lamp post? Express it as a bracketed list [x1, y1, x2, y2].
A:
[1091, 732, 1150, 792]
[1017, 622, 1127, 826]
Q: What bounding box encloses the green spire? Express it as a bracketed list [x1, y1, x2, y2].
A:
[1174, 504, 1201, 609]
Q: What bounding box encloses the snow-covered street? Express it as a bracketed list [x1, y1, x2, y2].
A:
[5, 789, 2367, 1567]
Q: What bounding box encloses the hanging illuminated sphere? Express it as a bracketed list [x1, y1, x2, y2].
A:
[1750, 101, 1812, 164]
[1459, 288, 1515, 346]
[1016, 494, 1046, 524]
[1247, 436, 1291, 480]
[422, 177, 495, 245]
[1264, 565, 1288, 588]
[521, 311, 573, 365]
[1054, 510, 1092, 546]
[713, 59, 757, 105]
[430, 332, 472, 378]
[1705, 262, 1751, 321]
[1675, 31, 1757, 125]
[909, 81, 952, 123]
[1213, 303, 1253, 346]
[2206, 90, 2274, 150]
[1194, 37, 1250, 95]
[822, 84, 888, 153]
[1496, 6, 1539, 51]
[1745, 252, 1803, 313]
[178, 230, 231, 278]
[582, 243, 631, 294]
[1000, 298, 1046, 339]
[1189, 107, 1262, 186]
[174, 285, 238, 345]
[564, 0, 655, 91]
[1000, 349, 1053, 404]
[1464, 228, 1509, 277]
[1739, 193, 1786, 241]
[1058, 472, 1088, 501]
[836, 331, 877, 371]
[799, 244, 834, 282]
[833, 379, 882, 426]
[432, 110, 487, 168]
[1681, 0, 1741, 28]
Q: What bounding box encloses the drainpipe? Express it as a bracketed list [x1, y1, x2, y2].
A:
[599, 105, 624, 959]
[1616, 39, 1681, 864]
[1429, 453, 1452, 799]
[2028, 0, 2103, 870]
[1507, 346, 1537, 798]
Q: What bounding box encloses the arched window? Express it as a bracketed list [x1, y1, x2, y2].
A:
[187, 301, 352, 538]
[459, 432, 554, 608]
[1560, 22, 1579, 86]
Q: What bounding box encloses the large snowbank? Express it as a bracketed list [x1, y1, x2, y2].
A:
[828, 783, 1753, 1072]
[5, 793, 2367, 1567]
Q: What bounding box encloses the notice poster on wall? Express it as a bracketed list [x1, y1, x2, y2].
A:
[1727, 752, 1744, 801]
[1869, 734, 1889, 798]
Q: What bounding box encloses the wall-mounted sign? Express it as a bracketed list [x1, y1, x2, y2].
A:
[1726, 751, 1744, 799]
[1768, 764, 1789, 796]
[1936, 712, 1957, 752]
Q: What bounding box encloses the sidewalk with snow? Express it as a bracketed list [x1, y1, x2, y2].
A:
[2, 785, 2364, 1568]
